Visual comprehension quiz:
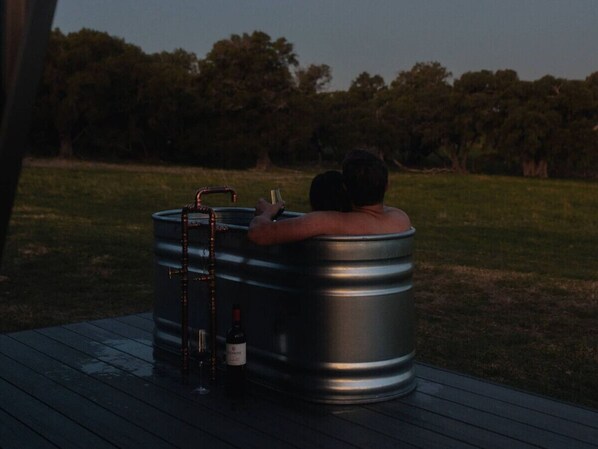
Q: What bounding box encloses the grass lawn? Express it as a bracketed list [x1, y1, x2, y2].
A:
[1, 158, 597, 408]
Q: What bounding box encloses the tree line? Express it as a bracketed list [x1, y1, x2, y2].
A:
[30, 28, 598, 177]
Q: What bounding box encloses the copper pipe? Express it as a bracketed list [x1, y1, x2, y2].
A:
[207, 207, 217, 382]
[190, 205, 218, 382]
[195, 186, 237, 208]
[180, 207, 190, 376]
[174, 187, 237, 383]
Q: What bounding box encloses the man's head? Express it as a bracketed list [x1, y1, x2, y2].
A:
[309, 170, 352, 212]
[342, 150, 388, 207]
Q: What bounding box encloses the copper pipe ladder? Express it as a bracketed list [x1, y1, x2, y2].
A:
[169, 186, 237, 382]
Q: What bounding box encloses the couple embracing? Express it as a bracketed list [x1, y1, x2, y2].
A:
[248, 150, 411, 246]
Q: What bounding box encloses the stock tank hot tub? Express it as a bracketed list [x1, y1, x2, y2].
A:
[153, 207, 416, 404]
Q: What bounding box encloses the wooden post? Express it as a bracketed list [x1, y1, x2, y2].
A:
[0, 0, 56, 264]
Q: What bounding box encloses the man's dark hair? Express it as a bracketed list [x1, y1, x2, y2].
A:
[309, 170, 352, 212]
[342, 150, 388, 207]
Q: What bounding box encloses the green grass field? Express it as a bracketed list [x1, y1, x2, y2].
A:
[2, 158, 597, 408]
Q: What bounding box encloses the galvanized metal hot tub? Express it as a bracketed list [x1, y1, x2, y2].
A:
[153, 207, 416, 404]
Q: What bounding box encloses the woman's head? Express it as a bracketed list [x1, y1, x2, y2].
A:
[309, 170, 352, 212]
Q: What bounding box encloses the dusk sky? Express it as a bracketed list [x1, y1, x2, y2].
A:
[53, 0, 598, 90]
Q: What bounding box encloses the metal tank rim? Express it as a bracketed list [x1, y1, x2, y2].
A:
[152, 208, 416, 241]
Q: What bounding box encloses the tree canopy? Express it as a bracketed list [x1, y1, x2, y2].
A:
[31, 28, 598, 177]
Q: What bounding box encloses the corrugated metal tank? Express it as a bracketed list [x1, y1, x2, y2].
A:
[153, 207, 416, 403]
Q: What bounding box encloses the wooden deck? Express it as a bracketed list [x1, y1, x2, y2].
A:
[1, 313, 596, 449]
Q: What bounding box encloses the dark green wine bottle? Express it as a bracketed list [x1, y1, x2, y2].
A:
[226, 304, 246, 397]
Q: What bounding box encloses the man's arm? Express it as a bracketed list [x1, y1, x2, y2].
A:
[247, 199, 341, 245]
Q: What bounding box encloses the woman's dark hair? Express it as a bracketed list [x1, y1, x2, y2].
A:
[342, 150, 388, 206]
[309, 170, 352, 212]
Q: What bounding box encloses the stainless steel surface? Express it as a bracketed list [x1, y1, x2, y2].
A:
[153, 207, 416, 403]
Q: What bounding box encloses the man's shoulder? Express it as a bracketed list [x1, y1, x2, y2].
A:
[383, 205, 408, 216]
[383, 206, 411, 230]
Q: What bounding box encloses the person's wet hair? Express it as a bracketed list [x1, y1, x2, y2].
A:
[309, 170, 352, 212]
[342, 150, 388, 207]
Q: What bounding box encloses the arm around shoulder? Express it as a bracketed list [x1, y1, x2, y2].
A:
[248, 210, 341, 245]
[247, 214, 277, 245]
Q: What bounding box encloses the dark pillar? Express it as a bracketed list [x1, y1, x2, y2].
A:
[0, 0, 56, 265]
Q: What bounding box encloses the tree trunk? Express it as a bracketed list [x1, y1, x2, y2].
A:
[522, 158, 548, 177]
[58, 133, 73, 158]
[255, 148, 273, 170]
[522, 159, 533, 176]
[535, 159, 548, 177]
[449, 148, 468, 174]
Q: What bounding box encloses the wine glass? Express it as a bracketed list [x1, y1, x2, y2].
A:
[191, 329, 210, 395]
[270, 188, 284, 219]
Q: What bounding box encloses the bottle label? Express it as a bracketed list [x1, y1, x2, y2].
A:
[226, 343, 246, 366]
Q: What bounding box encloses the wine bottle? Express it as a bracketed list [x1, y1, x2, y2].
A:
[226, 303, 246, 397]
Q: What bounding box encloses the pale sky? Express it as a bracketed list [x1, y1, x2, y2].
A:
[52, 0, 598, 90]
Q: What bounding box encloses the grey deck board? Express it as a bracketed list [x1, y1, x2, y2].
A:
[69, 320, 494, 448]
[413, 377, 598, 445]
[30, 326, 352, 449]
[91, 316, 598, 448]
[15, 330, 297, 449]
[416, 363, 598, 428]
[0, 376, 115, 449]
[371, 393, 588, 449]
[1, 313, 596, 449]
[0, 350, 178, 449]
[0, 335, 225, 449]
[0, 407, 59, 449]
[114, 313, 156, 332]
